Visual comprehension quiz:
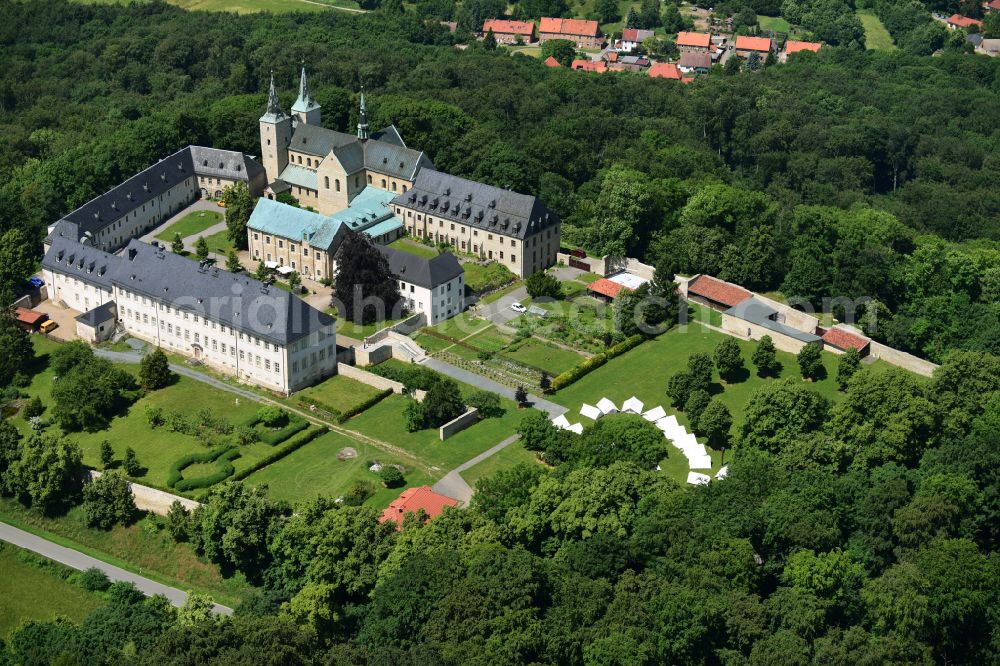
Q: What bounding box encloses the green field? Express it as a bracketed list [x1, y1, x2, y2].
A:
[243, 430, 433, 507]
[0, 543, 102, 638]
[857, 10, 896, 50]
[0, 499, 254, 607]
[757, 14, 791, 32]
[75, 0, 348, 12]
[154, 210, 223, 242]
[331, 312, 413, 340]
[459, 440, 542, 488]
[293, 374, 382, 413]
[387, 238, 440, 260]
[504, 339, 586, 375]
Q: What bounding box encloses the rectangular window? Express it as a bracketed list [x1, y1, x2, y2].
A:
[275, 363, 280, 374]
[239, 350, 245, 360]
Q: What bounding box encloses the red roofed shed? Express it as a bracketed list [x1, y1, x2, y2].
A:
[784, 40, 822, 54]
[648, 62, 682, 79]
[686, 275, 752, 310]
[820, 327, 870, 356]
[14, 307, 47, 332]
[571, 59, 608, 73]
[543, 55, 561, 67]
[587, 278, 631, 300]
[380, 486, 459, 529]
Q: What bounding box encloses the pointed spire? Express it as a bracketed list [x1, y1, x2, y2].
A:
[296, 61, 311, 107]
[266, 70, 284, 117]
[357, 88, 369, 141]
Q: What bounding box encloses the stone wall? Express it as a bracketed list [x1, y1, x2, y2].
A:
[868, 341, 939, 378]
[721, 313, 812, 354]
[439, 407, 479, 440]
[355, 344, 393, 367]
[86, 470, 199, 516]
[338, 362, 406, 393]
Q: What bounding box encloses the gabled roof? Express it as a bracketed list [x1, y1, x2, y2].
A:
[370, 125, 406, 147]
[679, 51, 712, 68]
[588, 278, 630, 299]
[821, 326, 870, 352]
[482, 19, 535, 35]
[391, 169, 559, 240]
[725, 297, 820, 344]
[947, 13, 983, 27]
[735, 35, 772, 52]
[543, 55, 561, 67]
[75, 302, 116, 327]
[571, 58, 608, 72]
[540, 17, 601, 37]
[784, 40, 822, 54]
[380, 486, 458, 528]
[378, 246, 463, 290]
[676, 31, 712, 48]
[363, 139, 433, 182]
[288, 124, 356, 158]
[687, 275, 752, 308]
[987, 0, 1000, 9]
[648, 62, 682, 79]
[623, 28, 654, 42]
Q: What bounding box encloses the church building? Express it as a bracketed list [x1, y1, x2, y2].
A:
[259, 68, 434, 215]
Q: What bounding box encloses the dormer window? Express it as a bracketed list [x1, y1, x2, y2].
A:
[203, 160, 208, 166]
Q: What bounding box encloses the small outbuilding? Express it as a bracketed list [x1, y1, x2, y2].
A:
[379, 486, 459, 530]
[74, 302, 117, 343]
[14, 307, 47, 332]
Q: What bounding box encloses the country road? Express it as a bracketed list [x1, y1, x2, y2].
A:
[0, 522, 233, 615]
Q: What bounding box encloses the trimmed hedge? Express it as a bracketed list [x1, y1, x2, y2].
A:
[298, 396, 343, 421]
[257, 415, 309, 446]
[550, 334, 646, 391]
[167, 445, 237, 490]
[337, 388, 393, 423]
[232, 425, 329, 482]
[174, 448, 241, 492]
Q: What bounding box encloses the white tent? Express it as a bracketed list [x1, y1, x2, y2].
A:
[687, 471, 711, 485]
[551, 414, 570, 430]
[688, 455, 713, 470]
[642, 406, 666, 422]
[596, 397, 618, 415]
[276, 265, 295, 276]
[580, 403, 602, 420]
[263, 260, 279, 269]
[566, 422, 584, 434]
[657, 414, 680, 431]
[621, 396, 644, 414]
[715, 465, 729, 479]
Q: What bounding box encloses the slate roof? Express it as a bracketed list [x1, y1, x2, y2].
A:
[391, 169, 559, 240]
[42, 236, 120, 290]
[114, 239, 333, 346]
[378, 246, 463, 290]
[725, 297, 820, 344]
[687, 274, 751, 308]
[57, 146, 264, 237]
[288, 124, 356, 157]
[287, 124, 432, 182]
[364, 139, 433, 181]
[75, 302, 117, 327]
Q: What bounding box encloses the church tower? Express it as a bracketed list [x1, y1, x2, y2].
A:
[259, 72, 291, 186]
[356, 91, 369, 141]
[291, 65, 322, 126]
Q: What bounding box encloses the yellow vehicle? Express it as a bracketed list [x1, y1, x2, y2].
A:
[40, 320, 59, 334]
[217, 200, 226, 208]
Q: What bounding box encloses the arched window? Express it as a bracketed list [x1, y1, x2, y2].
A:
[335, 179, 341, 192]
[325, 176, 330, 189]
[381, 179, 387, 188]
[307, 158, 312, 167]
[402, 185, 407, 193]
[392, 182, 397, 192]
[367, 175, 372, 184]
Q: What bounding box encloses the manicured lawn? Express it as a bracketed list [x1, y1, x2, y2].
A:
[459, 440, 542, 488]
[292, 374, 382, 413]
[857, 10, 896, 50]
[243, 430, 433, 508]
[154, 210, 222, 242]
[200, 228, 235, 255]
[0, 499, 254, 608]
[463, 261, 516, 293]
[757, 14, 791, 32]
[387, 238, 440, 260]
[345, 393, 524, 474]
[0, 542, 102, 638]
[504, 339, 586, 375]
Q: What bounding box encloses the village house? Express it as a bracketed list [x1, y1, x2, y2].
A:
[735, 35, 773, 58]
[678, 51, 712, 74]
[979, 38, 1000, 56]
[539, 17, 603, 49]
[259, 69, 434, 216]
[780, 40, 822, 62]
[620, 28, 655, 52]
[380, 486, 459, 529]
[946, 13, 983, 29]
[482, 19, 536, 44]
[986, 0, 1000, 12]
[390, 169, 561, 279]
[676, 31, 712, 53]
[648, 62, 684, 80]
[571, 58, 608, 72]
[606, 51, 651, 71]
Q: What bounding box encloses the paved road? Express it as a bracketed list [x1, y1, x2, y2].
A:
[476, 285, 528, 326]
[0, 522, 233, 615]
[419, 356, 566, 417]
[432, 434, 520, 504]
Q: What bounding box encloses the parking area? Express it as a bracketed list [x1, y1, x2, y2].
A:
[31, 300, 82, 342]
[475, 285, 529, 326]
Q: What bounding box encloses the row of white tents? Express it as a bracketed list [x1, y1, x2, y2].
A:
[552, 396, 729, 485]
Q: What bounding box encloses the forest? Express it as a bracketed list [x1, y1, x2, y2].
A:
[0, 3, 999, 661]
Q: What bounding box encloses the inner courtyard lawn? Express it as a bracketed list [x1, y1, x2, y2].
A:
[154, 210, 222, 242]
[387, 238, 440, 260]
[200, 228, 236, 255]
[0, 543, 102, 638]
[243, 430, 433, 507]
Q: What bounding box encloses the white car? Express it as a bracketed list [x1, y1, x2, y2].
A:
[510, 302, 527, 313]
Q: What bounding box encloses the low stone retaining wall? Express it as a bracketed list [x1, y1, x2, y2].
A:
[338, 362, 406, 393]
[439, 407, 479, 440]
[86, 470, 199, 516]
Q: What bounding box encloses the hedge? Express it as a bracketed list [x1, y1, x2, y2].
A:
[298, 396, 343, 422]
[550, 334, 646, 391]
[174, 448, 241, 492]
[337, 388, 393, 423]
[167, 445, 237, 490]
[257, 415, 309, 446]
[231, 425, 329, 482]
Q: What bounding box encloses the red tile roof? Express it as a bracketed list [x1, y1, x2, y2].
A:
[14, 307, 46, 325]
[687, 275, 752, 308]
[588, 278, 631, 299]
[681, 77, 696, 85]
[648, 62, 682, 79]
[623, 28, 640, 41]
[821, 327, 870, 352]
[677, 31, 712, 48]
[483, 19, 535, 36]
[987, 0, 1000, 10]
[571, 59, 608, 72]
[735, 35, 772, 52]
[947, 13, 983, 27]
[380, 486, 458, 529]
[543, 55, 561, 67]
[784, 40, 822, 54]
[540, 17, 601, 37]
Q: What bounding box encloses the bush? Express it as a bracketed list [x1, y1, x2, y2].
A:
[145, 405, 164, 428]
[256, 406, 288, 428]
[167, 445, 235, 489]
[23, 396, 44, 418]
[550, 335, 644, 391]
[174, 448, 241, 492]
[379, 466, 404, 488]
[79, 567, 111, 592]
[234, 424, 258, 446]
[83, 471, 136, 530]
[525, 271, 562, 299]
[165, 500, 191, 542]
[467, 390, 504, 418]
[257, 416, 309, 445]
[343, 480, 375, 506]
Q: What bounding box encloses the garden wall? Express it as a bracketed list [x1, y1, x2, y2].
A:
[439, 407, 479, 441]
[86, 470, 199, 516]
[868, 341, 939, 377]
[338, 363, 406, 394]
[355, 344, 393, 367]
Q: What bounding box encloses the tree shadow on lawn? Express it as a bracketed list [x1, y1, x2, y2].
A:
[719, 366, 751, 385]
